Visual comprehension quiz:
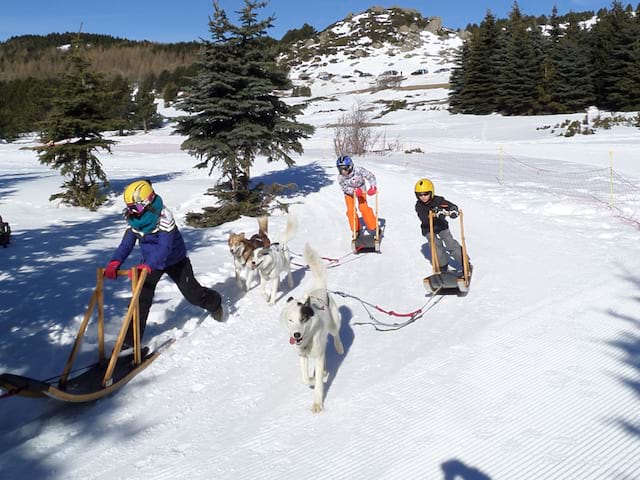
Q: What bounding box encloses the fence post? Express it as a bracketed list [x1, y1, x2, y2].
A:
[609, 149, 614, 207]
[499, 145, 504, 184]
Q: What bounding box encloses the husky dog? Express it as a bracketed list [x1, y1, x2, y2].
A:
[251, 214, 296, 305]
[228, 216, 270, 291]
[281, 243, 344, 413]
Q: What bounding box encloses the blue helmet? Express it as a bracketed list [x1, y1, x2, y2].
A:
[336, 155, 354, 173]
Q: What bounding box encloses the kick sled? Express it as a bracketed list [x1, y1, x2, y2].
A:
[0, 268, 172, 402]
[351, 190, 383, 254]
[423, 209, 472, 296]
[0, 216, 10, 247]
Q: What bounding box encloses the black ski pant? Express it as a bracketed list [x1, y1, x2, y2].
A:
[126, 257, 221, 345]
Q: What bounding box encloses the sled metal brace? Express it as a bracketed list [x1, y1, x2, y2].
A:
[58, 267, 147, 389]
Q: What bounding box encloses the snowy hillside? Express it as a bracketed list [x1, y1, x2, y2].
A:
[283, 7, 463, 97]
[2, 22, 640, 480]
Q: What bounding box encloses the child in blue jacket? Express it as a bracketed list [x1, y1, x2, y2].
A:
[104, 180, 223, 347]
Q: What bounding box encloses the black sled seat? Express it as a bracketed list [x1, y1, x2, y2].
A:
[424, 271, 471, 296]
[0, 219, 10, 247]
[0, 268, 171, 402]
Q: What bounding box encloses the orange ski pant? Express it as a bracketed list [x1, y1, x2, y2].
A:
[344, 194, 376, 232]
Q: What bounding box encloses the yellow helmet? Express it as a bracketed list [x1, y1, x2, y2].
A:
[414, 178, 434, 196]
[123, 180, 155, 207]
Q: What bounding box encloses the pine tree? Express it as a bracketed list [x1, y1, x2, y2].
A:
[497, 3, 541, 115]
[534, 6, 561, 114]
[174, 0, 314, 198]
[133, 79, 161, 132]
[607, 3, 640, 110]
[28, 39, 113, 210]
[462, 11, 503, 114]
[103, 75, 134, 135]
[551, 22, 596, 112]
[591, 1, 636, 110]
[448, 42, 470, 113]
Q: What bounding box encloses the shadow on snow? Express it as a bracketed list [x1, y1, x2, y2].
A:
[0, 171, 216, 478]
[607, 270, 640, 439]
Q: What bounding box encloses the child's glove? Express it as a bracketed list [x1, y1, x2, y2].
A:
[367, 185, 377, 196]
[104, 260, 121, 280]
[434, 207, 447, 218]
[449, 209, 459, 219]
[354, 188, 365, 198]
[128, 264, 152, 280]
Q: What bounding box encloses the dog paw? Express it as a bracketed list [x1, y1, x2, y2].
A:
[311, 403, 323, 413]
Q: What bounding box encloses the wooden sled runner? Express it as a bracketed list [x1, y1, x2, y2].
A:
[351, 190, 383, 253]
[0, 268, 169, 402]
[423, 209, 472, 296]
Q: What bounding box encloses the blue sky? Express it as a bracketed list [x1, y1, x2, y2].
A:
[0, 0, 619, 43]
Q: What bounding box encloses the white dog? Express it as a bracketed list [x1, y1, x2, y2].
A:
[281, 243, 344, 413]
[251, 213, 296, 305]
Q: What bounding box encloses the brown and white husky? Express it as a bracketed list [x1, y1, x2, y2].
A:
[228, 216, 270, 291]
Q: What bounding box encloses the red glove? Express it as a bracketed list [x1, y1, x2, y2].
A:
[354, 188, 364, 198]
[104, 260, 121, 280]
[367, 185, 377, 196]
[128, 264, 152, 280]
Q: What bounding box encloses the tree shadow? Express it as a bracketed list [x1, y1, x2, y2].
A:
[0, 173, 46, 200]
[441, 459, 492, 480]
[606, 271, 640, 437]
[251, 162, 333, 198]
[0, 180, 217, 477]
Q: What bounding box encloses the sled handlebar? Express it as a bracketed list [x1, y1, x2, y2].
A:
[97, 268, 149, 279]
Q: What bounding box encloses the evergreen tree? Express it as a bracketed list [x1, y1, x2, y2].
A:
[607, 3, 640, 110]
[591, 1, 636, 109]
[133, 79, 161, 132]
[174, 0, 314, 197]
[533, 6, 561, 113]
[28, 39, 113, 210]
[280, 23, 317, 45]
[497, 3, 541, 115]
[614, 28, 640, 110]
[103, 75, 134, 135]
[551, 22, 596, 112]
[462, 11, 503, 114]
[448, 42, 470, 113]
[499, 2, 540, 115]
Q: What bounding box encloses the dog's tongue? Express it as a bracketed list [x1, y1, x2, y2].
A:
[289, 336, 296, 345]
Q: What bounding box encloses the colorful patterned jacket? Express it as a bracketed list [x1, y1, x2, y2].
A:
[338, 166, 377, 196]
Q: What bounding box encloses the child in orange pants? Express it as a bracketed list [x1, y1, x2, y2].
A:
[336, 155, 377, 235]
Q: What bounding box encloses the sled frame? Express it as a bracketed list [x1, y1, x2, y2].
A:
[425, 209, 471, 294]
[0, 268, 162, 402]
[351, 190, 381, 253]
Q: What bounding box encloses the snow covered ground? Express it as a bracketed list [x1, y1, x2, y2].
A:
[1, 83, 640, 480]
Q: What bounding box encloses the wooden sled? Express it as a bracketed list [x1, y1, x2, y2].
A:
[0, 217, 10, 247]
[423, 209, 472, 296]
[0, 268, 167, 402]
[351, 190, 382, 253]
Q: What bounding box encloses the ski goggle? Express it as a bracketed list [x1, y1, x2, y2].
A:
[338, 165, 352, 173]
[124, 202, 147, 218]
